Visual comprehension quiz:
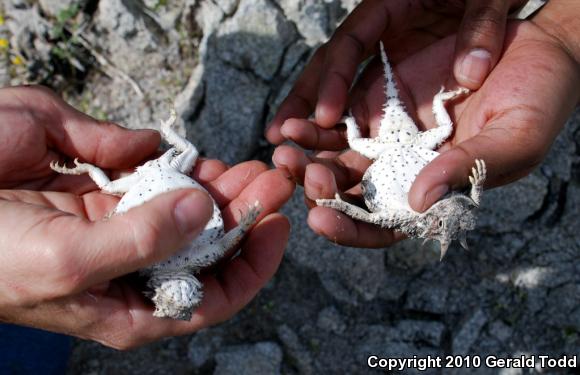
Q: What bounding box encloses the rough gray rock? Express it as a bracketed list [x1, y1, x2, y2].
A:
[405, 280, 449, 314]
[452, 309, 488, 355]
[317, 306, 347, 334]
[277, 325, 314, 375]
[187, 328, 225, 368]
[188, 59, 269, 163]
[276, 0, 342, 46]
[4, 1, 578, 373]
[214, 342, 283, 375]
[478, 171, 548, 232]
[355, 322, 444, 374]
[283, 189, 388, 304]
[216, 0, 297, 81]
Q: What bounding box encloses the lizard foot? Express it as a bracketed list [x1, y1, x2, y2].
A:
[468, 159, 486, 206]
[469, 159, 486, 187]
[315, 193, 344, 208]
[239, 201, 262, 229]
[435, 86, 470, 102]
[50, 158, 94, 175]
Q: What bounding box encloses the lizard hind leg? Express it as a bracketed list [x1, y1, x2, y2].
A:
[147, 270, 203, 321]
[159, 107, 199, 174]
[50, 158, 137, 195]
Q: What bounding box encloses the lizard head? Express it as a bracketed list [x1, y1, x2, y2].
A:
[420, 194, 478, 260]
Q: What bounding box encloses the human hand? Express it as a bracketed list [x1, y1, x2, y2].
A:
[0, 86, 294, 349]
[266, 0, 527, 144]
[272, 20, 580, 247]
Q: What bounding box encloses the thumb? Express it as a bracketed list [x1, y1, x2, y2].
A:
[80, 189, 215, 287]
[408, 126, 546, 212]
[4, 189, 214, 298]
[453, 0, 514, 89]
[19, 85, 161, 169]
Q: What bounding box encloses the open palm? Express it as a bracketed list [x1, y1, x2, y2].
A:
[273, 21, 579, 247]
[0, 86, 294, 348]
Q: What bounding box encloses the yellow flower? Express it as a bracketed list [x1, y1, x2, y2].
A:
[11, 55, 23, 65]
[0, 15, 4, 26]
[0, 38, 8, 49]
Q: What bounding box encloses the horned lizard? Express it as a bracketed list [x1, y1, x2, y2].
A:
[316, 43, 486, 259]
[51, 110, 261, 320]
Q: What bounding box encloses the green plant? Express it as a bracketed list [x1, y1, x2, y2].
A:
[50, 3, 81, 40]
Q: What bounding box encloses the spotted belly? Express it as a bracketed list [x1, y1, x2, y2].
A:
[362, 146, 439, 212]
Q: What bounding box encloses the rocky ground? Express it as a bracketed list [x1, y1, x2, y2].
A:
[2, 1, 579, 374]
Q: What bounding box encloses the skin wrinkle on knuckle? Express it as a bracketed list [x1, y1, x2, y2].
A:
[333, 31, 366, 59]
[286, 90, 315, 115]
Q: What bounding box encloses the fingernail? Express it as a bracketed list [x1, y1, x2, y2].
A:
[87, 281, 110, 296]
[174, 191, 212, 238]
[457, 49, 491, 87]
[422, 185, 449, 211]
[280, 123, 291, 139]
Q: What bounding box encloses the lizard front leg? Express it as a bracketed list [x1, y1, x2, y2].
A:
[50, 159, 139, 195]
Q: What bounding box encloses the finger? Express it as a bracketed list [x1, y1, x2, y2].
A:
[80, 189, 216, 287]
[308, 206, 405, 248]
[453, 0, 513, 89]
[0, 189, 214, 299]
[303, 162, 339, 202]
[280, 118, 348, 150]
[408, 120, 548, 212]
[120, 213, 290, 341]
[24, 214, 291, 347]
[195, 213, 290, 325]
[272, 145, 312, 185]
[221, 169, 295, 229]
[266, 1, 440, 143]
[190, 158, 229, 184]
[315, 1, 431, 127]
[273, 145, 369, 190]
[56, 118, 161, 169]
[265, 48, 324, 144]
[301, 162, 401, 247]
[8, 86, 160, 168]
[203, 160, 269, 208]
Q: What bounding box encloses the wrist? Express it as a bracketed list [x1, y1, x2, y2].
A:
[533, 0, 580, 67]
